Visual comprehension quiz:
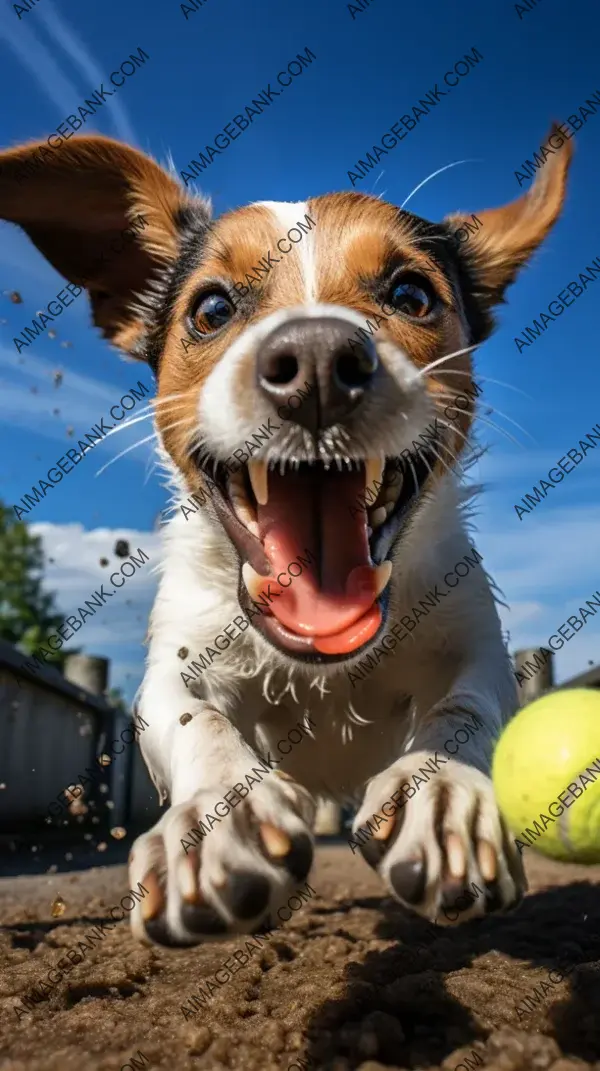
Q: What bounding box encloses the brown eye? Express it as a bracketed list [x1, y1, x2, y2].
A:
[191, 290, 235, 336]
[388, 274, 435, 319]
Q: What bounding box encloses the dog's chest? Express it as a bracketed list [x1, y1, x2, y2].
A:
[229, 669, 413, 801]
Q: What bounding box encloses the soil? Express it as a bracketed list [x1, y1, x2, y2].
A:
[0, 844, 599, 1071]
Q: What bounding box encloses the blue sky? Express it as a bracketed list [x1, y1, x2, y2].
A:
[1, 0, 599, 701]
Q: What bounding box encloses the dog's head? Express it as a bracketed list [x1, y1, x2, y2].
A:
[0, 132, 572, 665]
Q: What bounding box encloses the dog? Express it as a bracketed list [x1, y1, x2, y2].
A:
[0, 126, 572, 946]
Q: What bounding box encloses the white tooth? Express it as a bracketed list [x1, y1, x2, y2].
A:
[369, 507, 387, 529]
[365, 457, 385, 492]
[228, 472, 259, 536]
[374, 561, 392, 598]
[233, 502, 260, 538]
[242, 562, 265, 601]
[248, 460, 268, 505]
[384, 501, 395, 517]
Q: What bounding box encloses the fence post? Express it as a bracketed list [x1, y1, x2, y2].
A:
[514, 647, 554, 706]
[63, 654, 109, 697]
[314, 800, 342, 836]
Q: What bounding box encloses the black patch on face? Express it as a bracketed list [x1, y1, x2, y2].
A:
[399, 210, 492, 346]
[143, 203, 213, 375]
[436, 222, 493, 346]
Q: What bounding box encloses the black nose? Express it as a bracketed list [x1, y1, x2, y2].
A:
[256, 316, 379, 432]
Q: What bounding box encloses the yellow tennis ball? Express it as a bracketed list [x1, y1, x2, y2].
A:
[492, 688, 600, 864]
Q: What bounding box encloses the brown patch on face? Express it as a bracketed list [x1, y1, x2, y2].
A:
[204, 204, 307, 308]
[154, 204, 295, 484]
[309, 192, 475, 468]
[155, 192, 477, 490]
[153, 330, 221, 488]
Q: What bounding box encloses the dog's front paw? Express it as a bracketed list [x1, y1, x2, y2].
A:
[352, 751, 526, 924]
[128, 772, 316, 946]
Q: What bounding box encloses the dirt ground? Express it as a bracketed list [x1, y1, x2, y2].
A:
[0, 844, 599, 1071]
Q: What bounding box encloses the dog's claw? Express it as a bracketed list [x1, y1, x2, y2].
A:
[353, 751, 527, 924]
[127, 781, 316, 947]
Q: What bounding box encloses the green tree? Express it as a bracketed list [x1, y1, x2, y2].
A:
[107, 686, 130, 714]
[0, 502, 72, 667]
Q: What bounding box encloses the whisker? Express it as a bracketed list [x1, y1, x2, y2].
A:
[107, 391, 188, 430]
[434, 390, 535, 446]
[95, 419, 192, 478]
[94, 432, 159, 478]
[432, 431, 464, 465]
[439, 440, 473, 478]
[100, 402, 186, 443]
[186, 430, 204, 458]
[417, 345, 479, 378]
[430, 415, 482, 475]
[406, 457, 420, 499]
[480, 403, 537, 445]
[429, 369, 532, 400]
[469, 412, 525, 450]
[150, 392, 191, 408]
[426, 440, 458, 481]
[400, 159, 481, 210]
[434, 415, 472, 451]
[161, 417, 197, 445]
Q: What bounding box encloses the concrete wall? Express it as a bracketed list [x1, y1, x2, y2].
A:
[0, 640, 112, 830]
[0, 640, 161, 832]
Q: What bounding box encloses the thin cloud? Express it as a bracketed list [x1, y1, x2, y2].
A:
[0, 0, 138, 145]
[0, 0, 81, 117]
[37, 0, 138, 144]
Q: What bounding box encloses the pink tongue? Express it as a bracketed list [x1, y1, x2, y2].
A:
[256, 468, 382, 652]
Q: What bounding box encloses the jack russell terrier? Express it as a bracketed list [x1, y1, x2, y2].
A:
[0, 126, 572, 945]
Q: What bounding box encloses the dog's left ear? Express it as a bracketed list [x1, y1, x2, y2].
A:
[443, 124, 574, 341]
[0, 135, 206, 357]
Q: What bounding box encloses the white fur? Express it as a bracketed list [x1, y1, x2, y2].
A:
[130, 296, 524, 943]
[255, 200, 317, 302]
[200, 302, 430, 465]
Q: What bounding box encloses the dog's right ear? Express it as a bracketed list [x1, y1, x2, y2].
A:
[443, 123, 573, 343]
[0, 136, 209, 358]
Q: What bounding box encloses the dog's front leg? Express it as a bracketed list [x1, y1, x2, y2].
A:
[351, 645, 526, 925]
[128, 677, 316, 946]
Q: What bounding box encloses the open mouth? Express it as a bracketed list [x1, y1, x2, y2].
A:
[194, 447, 437, 662]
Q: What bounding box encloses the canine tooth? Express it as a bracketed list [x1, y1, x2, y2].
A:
[242, 562, 266, 601]
[228, 471, 260, 536]
[248, 460, 268, 505]
[374, 561, 392, 598]
[233, 502, 260, 538]
[384, 501, 395, 517]
[370, 507, 387, 529]
[365, 457, 385, 491]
